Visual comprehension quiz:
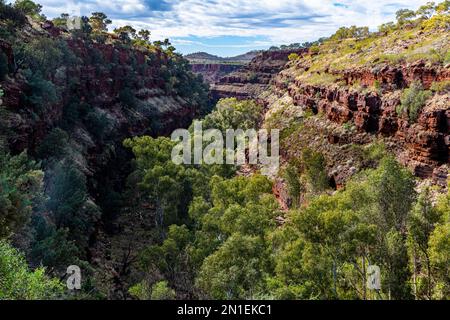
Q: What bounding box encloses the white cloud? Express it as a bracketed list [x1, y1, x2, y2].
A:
[38, 0, 431, 45]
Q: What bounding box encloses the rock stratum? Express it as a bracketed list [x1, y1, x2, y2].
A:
[211, 49, 308, 101]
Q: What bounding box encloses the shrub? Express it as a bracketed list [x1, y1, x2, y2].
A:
[202, 98, 263, 131]
[430, 80, 450, 93]
[396, 9, 417, 26]
[288, 53, 299, 61]
[421, 13, 450, 30]
[310, 45, 320, 54]
[396, 81, 431, 123]
[15, 37, 76, 76]
[24, 71, 58, 111]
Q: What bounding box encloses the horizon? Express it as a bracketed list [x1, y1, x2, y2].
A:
[34, 0, 432, 57]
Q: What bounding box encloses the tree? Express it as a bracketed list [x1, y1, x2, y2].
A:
[301, 148, 329, 193]
[0, 240, 63, 299]
[0, 151, 43, 239]
[0, 1, 27, 26]
[24, 70, 58, 112]
[283, 162, 304, 208]
[150, 281, 176, 300]
[71, 16, 93, 38]
[36, 128, 69, 160]
[137, 29, 151, 42]
[435, 0, 449, 13]
[396, 9, 417, 26]
[114, 25, 137, 42]
[46, 162, 100, 248]
[427, 181, 450, 299]
[196, 233, 271, 299]
[30, 215, 81, 274]
[89, 12, 111, 33]
[13, 0, 42, 17]
[407, 188, 442, 299]
[397, 81, 431, 123]
[202, 98, 263, 131]
[416, 2, 436, 19]
[378, 22, 396, 35]
[428, 222, 450, 299]
[124, 136, 194, 232]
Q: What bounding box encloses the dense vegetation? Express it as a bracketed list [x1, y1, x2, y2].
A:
[0, 0, 209, 299]
[0, 1, 448, 300]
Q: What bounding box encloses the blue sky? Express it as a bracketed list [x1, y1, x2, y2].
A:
[37, 0, 430, 57]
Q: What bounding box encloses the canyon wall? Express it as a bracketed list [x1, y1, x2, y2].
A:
[190, 63, 242, 84]
[211, 49, 308, 102]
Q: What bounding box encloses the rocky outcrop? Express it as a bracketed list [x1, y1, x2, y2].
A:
[190, 63, 242, 84]
[271, 61, 450, 185]
[340, 61, 450, 90]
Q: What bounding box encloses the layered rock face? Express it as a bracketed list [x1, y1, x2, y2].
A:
[211, 49, 308, 101]
[271, 61, 449, 185]
[0, 25, 201, 155]
[190, 63, 243, 84]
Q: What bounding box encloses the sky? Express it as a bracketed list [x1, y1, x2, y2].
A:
[36, 0, 431, 57]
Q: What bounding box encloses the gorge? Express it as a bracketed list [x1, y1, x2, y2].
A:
[0, 0, 449, 301]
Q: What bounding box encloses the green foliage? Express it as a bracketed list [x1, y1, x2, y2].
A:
[89, 12, 111, 33]
[0, 1, 26, 26]
[309, 45, 320, 54]
[114, 25, 137, 42]
[396, 81, 431, 123]
[196, 233, 271, 299]
[36, 128, 69, 160]
[396, 9, 417, 26]
[202, 98, 263, 131]
[378, 22, 396, 34]
[301, 148, 329, 193]
[283, 162, 303, 208]
[30, 214, 81, 274]
[0, 240, 63, 299]
[139, 224, 192, 282]
[407, 188, 442, 299]
[270, 157, 418, 300]
[430, 80, 450, 93]
[24, 71, 58, 111]
[331, 26, 370, 40]
[428, 222, 450, 299]
[0, 151, 43, 238]
[129, 279, 176, 300]
[13, 0, 43, 20]
[150, 281, 176, 300]
[288, 53, 300, 61]
[46, 162, 100, 248]
[128, 281, 151, 300]
[15, 37, 76, 76]
[124, 136, 192, 230]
